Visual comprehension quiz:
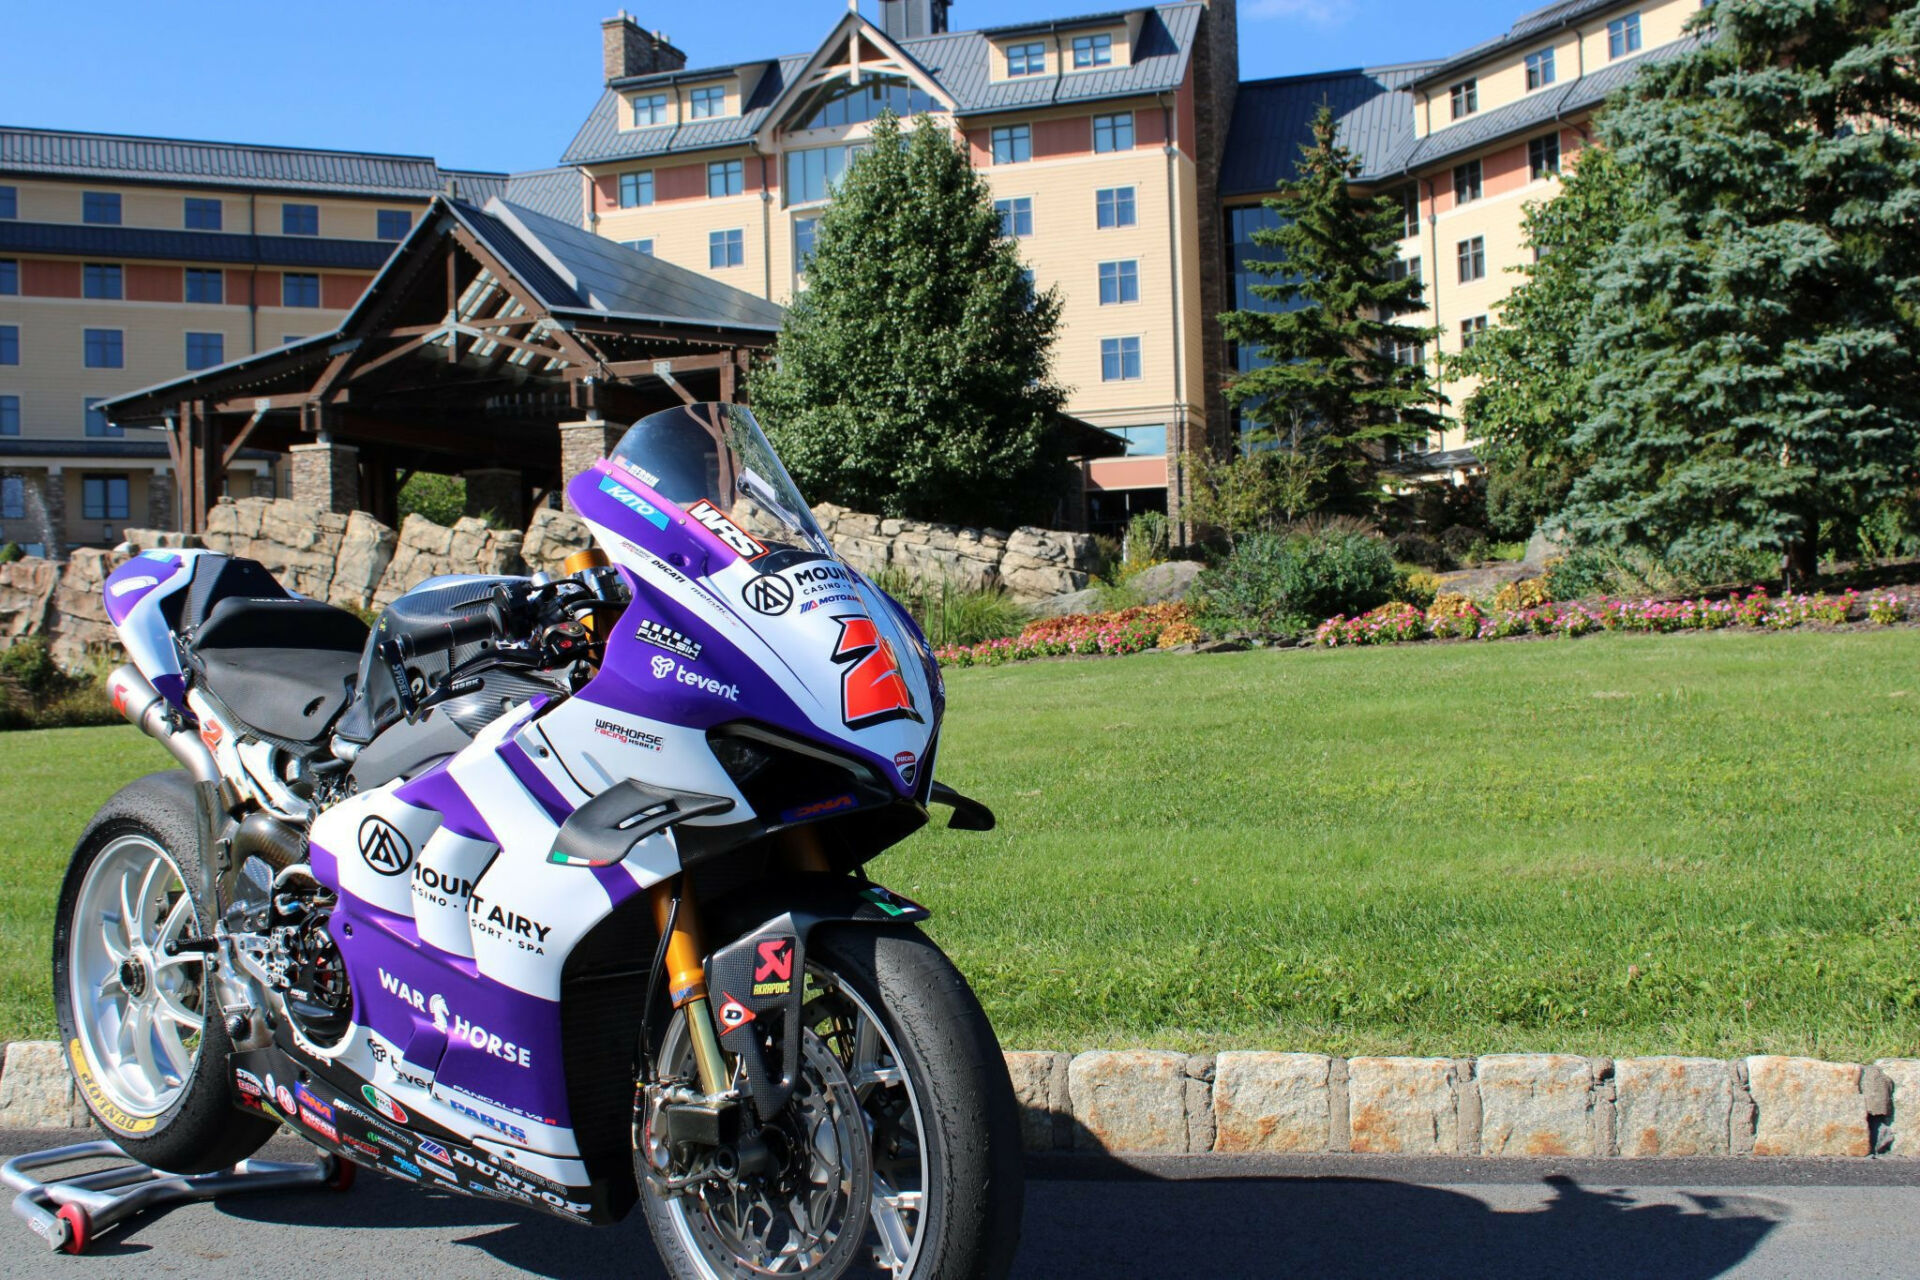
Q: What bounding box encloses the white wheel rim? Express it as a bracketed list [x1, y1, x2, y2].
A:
[67, 834, 204, 1118]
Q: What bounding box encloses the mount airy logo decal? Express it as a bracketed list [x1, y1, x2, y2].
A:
[358, 817, 414, 877]
[597, 476, 671, 529]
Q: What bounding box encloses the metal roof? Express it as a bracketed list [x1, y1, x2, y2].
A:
[560, 4, 1203, 169]
[1222, 62, 1436, 198]
[0, 126, 504, 199]
[502, 167, 586, 226]
[1411, 0, 1649, 88]
[0, 220, 397, 270]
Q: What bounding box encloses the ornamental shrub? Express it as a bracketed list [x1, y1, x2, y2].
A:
[1425, 593, 1485, 640]
[1197, 528, 1397, 635]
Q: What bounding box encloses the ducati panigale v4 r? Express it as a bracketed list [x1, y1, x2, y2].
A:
[55, 403, 1022, 1277]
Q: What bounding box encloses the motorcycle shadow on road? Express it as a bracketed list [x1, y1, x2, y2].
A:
[209, 1165, 1786, 1279]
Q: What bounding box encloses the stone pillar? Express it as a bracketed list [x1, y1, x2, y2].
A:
[148, 468, 175, 531]
[558, 419, 625, 513]
[463, 467, 524, 528]
[289, 442, 360, 515]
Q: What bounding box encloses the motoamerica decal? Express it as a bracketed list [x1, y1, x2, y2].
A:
[70, 1039, 156, 1133]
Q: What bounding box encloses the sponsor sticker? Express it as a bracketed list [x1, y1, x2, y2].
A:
[363, 1084, 410, 1125]
[830, 615, 917, 729]
[594, 717, 664, 751]
[716, 995, 755, 1032]
[650, 658, 739, 702]
[392, 1157, 424, 1179]
[298, 1107, 338, 1142]
[752, 937, 796, 997]
[377, 969, 534, 1068]
[894, 750, 918, 785]
[417, 1137, 453, 1165]
[235, 1068, 265, 1098]
[742, 573, 794, 616]
[801, 593, 862, 613]
[778, 794, 856, 824]
[294, 1082, 333, 1121]
[275, 1084, 296, 1115]
[359, 816, 414, 877]
[467, 893, 553, 954]
[687, 499, 767, 559]
[342, 1136, 381, 1158]
[441, 1092, 530, 1144]
[634, 618, 701, 660]
[111, 574, 159, 598]
[598, 476, 671, 530]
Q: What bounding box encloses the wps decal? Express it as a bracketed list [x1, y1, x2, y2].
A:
[830, 615, 919, 729]
[687, 499, 767, 560]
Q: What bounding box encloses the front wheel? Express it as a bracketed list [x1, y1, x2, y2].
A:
[641, 925, 1023, 1279]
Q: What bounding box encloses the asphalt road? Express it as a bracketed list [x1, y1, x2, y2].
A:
[4, 1130, 1919, 1278]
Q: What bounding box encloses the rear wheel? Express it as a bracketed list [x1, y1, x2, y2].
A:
[51, 771, 276, 1174]
[640, 925, 1023, 1279]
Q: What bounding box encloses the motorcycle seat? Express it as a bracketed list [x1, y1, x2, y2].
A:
[190, 595, 369, 745]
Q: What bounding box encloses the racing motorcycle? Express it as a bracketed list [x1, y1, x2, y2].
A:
[54, 402, 1021, 1277]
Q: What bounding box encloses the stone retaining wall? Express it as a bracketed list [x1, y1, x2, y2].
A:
[0, 498, 1100, 664]
[5, 1042, 1917, 1158]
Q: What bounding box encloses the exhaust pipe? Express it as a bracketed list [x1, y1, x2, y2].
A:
[108, 663, 219, 786]
[234, 811, 304, 871]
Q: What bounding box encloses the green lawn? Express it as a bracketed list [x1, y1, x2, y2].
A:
[5, 629, 1918, 1058]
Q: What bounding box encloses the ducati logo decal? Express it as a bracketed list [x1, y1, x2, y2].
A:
[359, 817, 414, 876]
[688, 499, 768, 560]
[830, 615, 919, 729]
[716, 994, 756, 1032]
[742, 573, 793, 616]
[894, 750, 918, 785]
[753, 937, 796, 997]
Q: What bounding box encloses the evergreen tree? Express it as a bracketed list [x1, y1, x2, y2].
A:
[1450, 148, 1640, 538]
[749, 114, 1069, 529]
[1219, 104, 1444, 507]
[1561, 0, 1920, 580]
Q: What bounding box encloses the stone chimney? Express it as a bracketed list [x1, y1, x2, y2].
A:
[876, 0, 951, 40]
[601, 10, 688, 84]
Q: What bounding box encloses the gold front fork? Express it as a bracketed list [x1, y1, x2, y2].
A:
[650, 877, 730, 1096]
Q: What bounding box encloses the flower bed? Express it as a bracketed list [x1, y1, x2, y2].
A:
[1315, 588, 1909, 648]
[935, 603, 1194, 667]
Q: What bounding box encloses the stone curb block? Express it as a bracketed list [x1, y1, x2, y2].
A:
[8, 1040, 1917, 1159]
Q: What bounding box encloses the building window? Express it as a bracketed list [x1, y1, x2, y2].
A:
[1457, 236, 1486, 283]
[991, 125, 1031, 165]
[632, 93, 669, 127]
[1460, 315, 1490, 348]
[1530, 132, 1562, 179]
[1018, 267, 1036, 309]
[83, 263, 123, 300]
[0, 326, 16, 365]
[1398, 186, 1420, 238]
[185, 332, 224, 371]
[1388, 255, 1423, 287]
[1098, 260, 1139, 305]
[794, 218, 819, 270]
[709, 228, 744, 269]
[282, 203, 319, 236]
[1, 476, 22, 519]
[689, 85, 727, 119]
[0, 395, 18, 436]
[619, 171, 656, 207]
[1007, 41, 1046, 77]
[83, 191, 121, 225]
[1450, 79, 1478, 119]
[1096, 186, 1137, 229]
[1453, 159, 1483, 203]
[708, 160, 744, 198]
[377, 210, 412, 240]
[282, 273, 320, 307]
[185, 268, 224, 304]
[1100, 336, 1142, 382]
[785, 145, 867, 205]
[1093, 112, 1134, 154]
[1072, 32, 1113, 68]
[85, 397, 122, 438]
[184, 197, 223, 230]
[1388, 337, 1424, 368]
[82, 474, 130, 521]
[0, 259, 15, 295]
[995, 197, 1033, 238]
[622, 239, 655, 255]
[0, 186, 15, 219]
[791, 75, 939, 130]
[84, 329, 123, 368]
[1608, 13, 1642, 59]
[1525, 47, 1556, 90]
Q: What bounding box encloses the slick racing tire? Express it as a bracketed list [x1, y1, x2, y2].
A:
[641, 924, 1024, 1279]
[52, 770, 277, 1174]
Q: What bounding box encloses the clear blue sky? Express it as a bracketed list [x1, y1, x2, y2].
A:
[0, 1, 1484, 174]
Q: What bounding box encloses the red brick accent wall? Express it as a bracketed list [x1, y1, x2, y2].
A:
[321, 273, 369, 310]
[125, 264, 181, 303]
[21, 259, 80, 297]
[655, 163, 708, 203]
[1034, 118, 1088, 159]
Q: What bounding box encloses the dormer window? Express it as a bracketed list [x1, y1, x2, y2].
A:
[690, 85, 727, 120]
[1072, 33, 1113, 69]
[1449, 79, 1477, 119]
[1007, 41, 1046, 77]
[633, 93, 669, 127]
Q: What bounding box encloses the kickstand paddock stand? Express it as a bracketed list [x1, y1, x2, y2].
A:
[2, 1140, 354, 1255]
